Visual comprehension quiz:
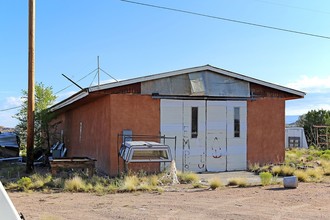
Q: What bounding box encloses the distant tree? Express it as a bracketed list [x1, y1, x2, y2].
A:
[14, 82, 57, 155]
[296, 109, 330, 147]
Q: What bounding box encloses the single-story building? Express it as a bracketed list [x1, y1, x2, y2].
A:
[49, 65, 305, 176]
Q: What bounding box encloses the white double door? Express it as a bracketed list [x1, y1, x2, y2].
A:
[160, 99, 247, 172]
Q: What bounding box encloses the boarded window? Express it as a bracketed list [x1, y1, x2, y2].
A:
[191, 107, 198, 138]
[234, 107, 240, 138]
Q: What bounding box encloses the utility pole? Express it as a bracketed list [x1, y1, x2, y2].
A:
[26, 0, 35, 173]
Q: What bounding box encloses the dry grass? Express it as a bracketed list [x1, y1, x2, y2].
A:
[306, 168, 323, 182]
[280, 165, 295, 176]
[271, 166, 282, 176]
[177, 171, 200, 184]
[121, 175, 139, 192]
[64, 176, 87, 192]
[209, 177, 223, 190]
[294, 170, 309, 182]
[227, 178, 248, 187]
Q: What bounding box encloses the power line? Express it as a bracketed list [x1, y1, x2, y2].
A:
[0, 106, 21, 112]
[120, 0, 330, 40]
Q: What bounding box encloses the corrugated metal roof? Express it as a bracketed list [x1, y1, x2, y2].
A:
[88, 65, 305, 97]
[50, 65, 305, 111]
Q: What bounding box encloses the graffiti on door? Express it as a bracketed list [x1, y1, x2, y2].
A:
[211, 137, 222, 159]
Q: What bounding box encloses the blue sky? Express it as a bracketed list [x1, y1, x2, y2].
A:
[1, 0, 330, 127]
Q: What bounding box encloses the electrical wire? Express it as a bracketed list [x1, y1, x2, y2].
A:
[120, 0, 330, 40]
[0, 106, 21, 112]
[55, 68, 98, 94]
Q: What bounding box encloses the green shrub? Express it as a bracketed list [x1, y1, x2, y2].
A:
[259, 172, 272, 186]
[17, 177, 32, 191]
[320, 154, 330, 160]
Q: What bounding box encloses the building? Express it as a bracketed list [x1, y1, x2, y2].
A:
[49, 65, 305, 176]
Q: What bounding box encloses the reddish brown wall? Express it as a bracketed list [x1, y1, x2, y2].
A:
[62, 96, 112, 174]
[109, 94, 160, 176]
[247, 98, 285, 165]
[51, 94, 160, 176]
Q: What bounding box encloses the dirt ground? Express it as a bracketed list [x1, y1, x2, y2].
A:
[8, 182, 330, 220]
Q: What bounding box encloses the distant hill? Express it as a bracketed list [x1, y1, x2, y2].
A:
[0, 126, 15, 133]
[285, 115, 300, 125]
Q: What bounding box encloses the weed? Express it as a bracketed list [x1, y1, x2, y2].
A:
[121, 175, 139, 192]
[306, 168, 323, 182]
[293, 170, 308, 182]
[271, 166, 281, 176]
[208, 177, 223, 190]
[192, 182, 204, 188]
[280, 165, 295, 176]
[17, 177, 32, 191]
[227, 178, 248, 187]
[147, 175, 158, 186]
[64, 176, 87, 192]
[177, 171, 200, 184]
[248, 163, 260, 173]
[259, 172, 272, 186]
[320, 160, 330, 175]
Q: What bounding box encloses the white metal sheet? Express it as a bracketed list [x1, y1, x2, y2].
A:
[206, 101, 227, 172]
[226, 101, 247, 170]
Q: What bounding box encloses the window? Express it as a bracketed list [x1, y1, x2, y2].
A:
[191, 107, 198, 138]
[234, 107, 240, 138]
[131, 149, 170, 161]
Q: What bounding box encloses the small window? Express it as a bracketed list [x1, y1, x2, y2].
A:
[131, 149, 169, 161]
[234, 107, 240, 138]
[191, 107, 198, 138]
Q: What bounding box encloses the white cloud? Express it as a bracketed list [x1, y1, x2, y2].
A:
[286, 75, 330, 93]
[5, 96, 23, 107]
[286, 92, 330, 116]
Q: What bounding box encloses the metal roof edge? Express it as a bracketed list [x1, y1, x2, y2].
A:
[89, 64, 305, 97]
[206, 65, 306, 97]
[51, 65, 305, 111]
[50, 89, 89, 112]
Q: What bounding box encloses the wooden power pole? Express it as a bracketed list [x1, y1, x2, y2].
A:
[26, 0, 35, 173]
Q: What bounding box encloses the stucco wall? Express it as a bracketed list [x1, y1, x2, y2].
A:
[247, 98, 285, 165]
[62, 96, 112, 174]
[109, 94, 160, 176]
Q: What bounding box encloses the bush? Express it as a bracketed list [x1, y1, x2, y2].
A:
[280, 165, 295, 176]
[177, 172, 200, 184]
[294, 170, 308, 182]
[259, 172, 272, 186]
[227, 178, 248, 187]
[306, 168, 323, 182]
[17, 177, 32, 191]
[271, 166, 281, 176]
[209, 177, 223, 190]
[64, 176, 87, 192]
[121, 175, 139, 192]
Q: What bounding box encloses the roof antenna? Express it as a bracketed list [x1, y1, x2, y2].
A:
[62, 74, 84, 90]
[97, 56, 100, 88]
